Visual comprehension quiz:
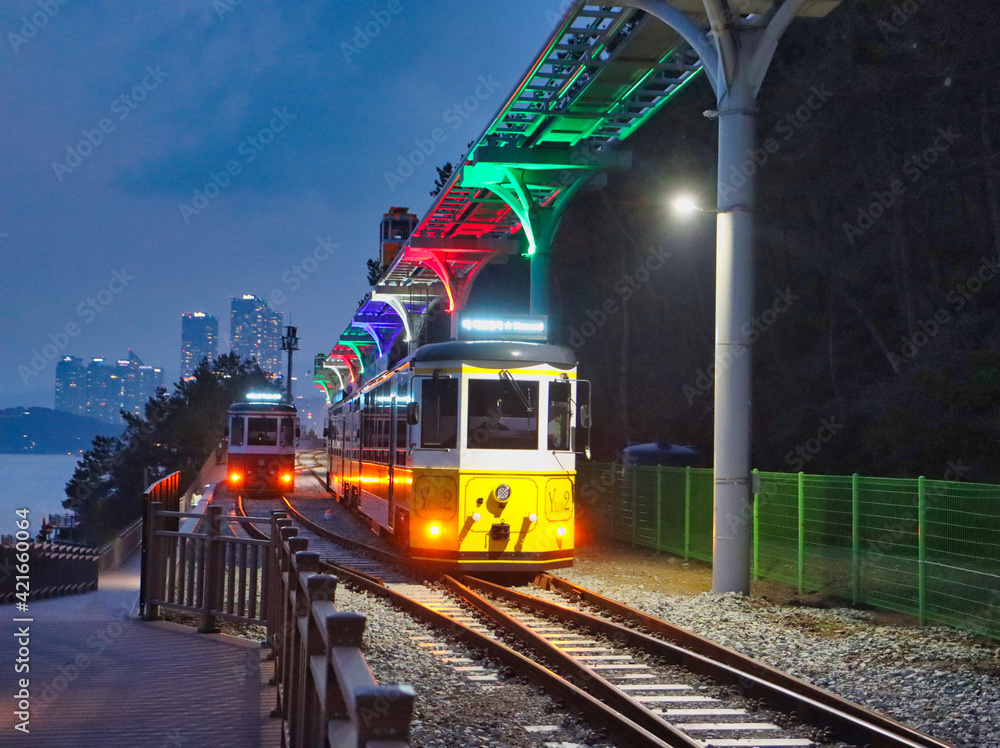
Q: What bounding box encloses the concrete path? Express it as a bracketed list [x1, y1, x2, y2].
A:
[1, 551, 280, 748]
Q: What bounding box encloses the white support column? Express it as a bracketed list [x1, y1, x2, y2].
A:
[630, 0, 811, 594]
[713, 80, 756, 595]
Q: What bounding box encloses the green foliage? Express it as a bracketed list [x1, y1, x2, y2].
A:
[63, 353, 273, 543]
[366, 258, 382, 286]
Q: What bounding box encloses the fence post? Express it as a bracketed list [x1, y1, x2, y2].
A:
[752, 469, 759, 581]
[684, 466, 691, 561]
[630, 465, 638, 546]
[852, 472, 860, 606]
[918, 475, 926, 625]
[655, 466, 663, 553]
[797, 471, 805, 594]
[199, 505, 222, 634]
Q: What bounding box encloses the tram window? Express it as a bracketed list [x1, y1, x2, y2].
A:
[280, 418, 295, 447]
[247, 417, 278, 446]
[230, 417, 245, 446]
[548, 382, 572, 451]
[467, 379, 539, 450]
[420, 378, 458, 448]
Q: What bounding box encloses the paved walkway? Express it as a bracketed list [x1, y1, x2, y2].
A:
[1, 546, 280, 747]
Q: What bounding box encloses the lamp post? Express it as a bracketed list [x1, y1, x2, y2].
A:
[281, 326, 299, 405]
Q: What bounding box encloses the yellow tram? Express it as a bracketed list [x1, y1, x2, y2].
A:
[326, 340, 590, 571]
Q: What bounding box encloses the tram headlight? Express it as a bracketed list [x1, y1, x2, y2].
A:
[556, 526, 567, 537]
[428, 524, 441, 537]
[528, 513, 537, 523]
[472, 513, 482, 522]
[495, 483, 512, 503]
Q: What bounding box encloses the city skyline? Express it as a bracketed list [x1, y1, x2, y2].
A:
[55, 352, 164, 423]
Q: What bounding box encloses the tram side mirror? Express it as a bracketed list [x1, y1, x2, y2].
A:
[406, 402, 420, 426]
[323, 427, 329, 438]
[579, 404, 592, 429]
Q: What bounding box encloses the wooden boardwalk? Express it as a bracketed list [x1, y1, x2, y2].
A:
[1, 552, 280, 748]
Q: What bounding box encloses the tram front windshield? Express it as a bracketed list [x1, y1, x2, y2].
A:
[247, 417, 278, 446]
[467, 379, 538, 450]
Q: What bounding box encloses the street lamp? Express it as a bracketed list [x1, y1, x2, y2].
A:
[281, 326, 299, 404]
[673, 195, 717, 215]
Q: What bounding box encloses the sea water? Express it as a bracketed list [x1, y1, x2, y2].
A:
[0, 454, 80, 537]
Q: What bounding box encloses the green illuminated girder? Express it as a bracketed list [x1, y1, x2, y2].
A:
[462, 146, 630, 256]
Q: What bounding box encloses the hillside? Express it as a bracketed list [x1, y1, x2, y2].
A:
[547, 0, 1000, 481]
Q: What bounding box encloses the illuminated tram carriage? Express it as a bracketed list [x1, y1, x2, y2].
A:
[226, 401, 298, 491]
[327, 340, 589, 571]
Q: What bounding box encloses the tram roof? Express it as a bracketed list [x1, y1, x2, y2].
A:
[411, 340, 576, 368]
[228, 402, 298, 415]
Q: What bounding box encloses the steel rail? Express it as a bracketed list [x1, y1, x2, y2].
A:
[234, 484, 685, 746]
[441, 574, 703, 748]
[465, 574, 954, 748]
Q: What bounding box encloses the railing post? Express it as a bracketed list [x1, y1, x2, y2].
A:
[797, 471, 805, 594]
[752, 469, 759, 581]
[143, 501, 164, 621]
[199, 505, 222, 633]
[265, 511, 289, 650]
[298, 572, 338, 747]
[852, 472, 860, 606]
[288, 550, 319, 748]
[684, 465, 691, 561]
[139, 493, 151, 618]
[918, 475, 927, 625]
[655, 465, 663, 553]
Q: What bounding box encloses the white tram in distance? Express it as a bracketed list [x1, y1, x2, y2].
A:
[227, 397, 299, 492]
[326, 339, 590, 572]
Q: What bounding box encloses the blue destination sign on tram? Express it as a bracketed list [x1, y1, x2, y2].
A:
[458, 314, 547, 341]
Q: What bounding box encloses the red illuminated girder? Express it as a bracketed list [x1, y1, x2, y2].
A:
[402, 237, 520, 312]
[327, 347, 362, 383]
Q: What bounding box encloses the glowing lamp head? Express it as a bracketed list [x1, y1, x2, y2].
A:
[673, 196, 699, 214]
[428, 524, 441, 537]
[556, 526, 567, 537]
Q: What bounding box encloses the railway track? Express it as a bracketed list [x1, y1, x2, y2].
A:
[226, 462, 954, 748]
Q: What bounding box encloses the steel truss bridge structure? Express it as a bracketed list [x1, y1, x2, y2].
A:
[314, 0, 839, 594]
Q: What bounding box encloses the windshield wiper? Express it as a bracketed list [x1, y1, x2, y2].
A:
[498, 369, 533, 413]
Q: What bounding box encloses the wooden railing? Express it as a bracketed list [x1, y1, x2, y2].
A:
[270, 514, 415, 748]
[141, 504, 270, 632]
[98, 517, 143, 572]
[0, 541, 98, 603]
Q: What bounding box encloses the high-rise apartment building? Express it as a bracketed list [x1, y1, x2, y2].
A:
[230, 295, 283, 375]
[181, 312, 219, 379]
[54, 353, 163, 423]
[54, 356, 87, 416]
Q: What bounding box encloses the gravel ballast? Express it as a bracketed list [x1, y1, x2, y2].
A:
[558, 545, 1000, 748]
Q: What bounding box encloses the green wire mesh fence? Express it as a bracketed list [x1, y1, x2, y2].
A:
[576, 463, 1000, 639]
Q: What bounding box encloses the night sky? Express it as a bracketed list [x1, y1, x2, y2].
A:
[0, 0, 565, 409]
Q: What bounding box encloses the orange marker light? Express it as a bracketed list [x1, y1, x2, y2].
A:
[428, 524, 441, 537]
